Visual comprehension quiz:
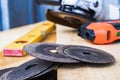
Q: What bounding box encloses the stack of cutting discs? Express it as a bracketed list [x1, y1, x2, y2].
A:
[0, 42, 115, 80]
[24, 42, 115, 64]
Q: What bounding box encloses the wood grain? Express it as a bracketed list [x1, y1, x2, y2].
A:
[56, 24, 120, 80]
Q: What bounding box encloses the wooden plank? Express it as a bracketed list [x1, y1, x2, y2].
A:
[56, 25, 120, 80]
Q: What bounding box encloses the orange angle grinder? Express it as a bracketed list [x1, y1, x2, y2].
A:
[78, 20, 120, 44]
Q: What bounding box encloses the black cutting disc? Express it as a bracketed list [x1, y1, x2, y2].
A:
[30, 70, 57, 80]
[0, 69, 13, 80]
[5, 58, 57, 80]
[0, 65, 58, 80]
[0, 67, 15, 76]
[31, 63, 59, 79]
[57, 45, 115, 64]
[23, 43, 79, 63]
[46, 9, 94, 29]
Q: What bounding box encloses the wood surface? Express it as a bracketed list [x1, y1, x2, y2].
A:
[0, 22, 56, 69]
[0, 22, 120, 80]
[56, 24, 120, 80]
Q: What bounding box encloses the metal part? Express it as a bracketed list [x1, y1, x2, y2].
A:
[2, 58, 58, 80]
[24, 43, 79, 63]
[46, 9, 94, 29]
[57, 45, 115, 64]
[59, 0, 103, 19]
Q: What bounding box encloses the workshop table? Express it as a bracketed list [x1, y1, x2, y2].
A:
[0, 21, 120, 80]
[57, 25, 120, 80]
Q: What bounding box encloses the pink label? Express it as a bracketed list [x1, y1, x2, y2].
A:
[3, 49, 23, 56]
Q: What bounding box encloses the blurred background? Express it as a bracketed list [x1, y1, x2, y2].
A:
[0, 0, 58, 31]
[0, 0, 120, 31]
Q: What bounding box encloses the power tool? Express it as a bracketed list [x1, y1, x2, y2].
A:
[39, 0, 120, 28]
[78, 20, 120, 44]
[59, 0, 120, 20]
[37, 0, 120, 44]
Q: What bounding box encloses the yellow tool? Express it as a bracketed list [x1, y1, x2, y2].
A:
[3, 21, 55, 56]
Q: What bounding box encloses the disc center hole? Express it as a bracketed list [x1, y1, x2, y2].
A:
[82, 52, 91, 55]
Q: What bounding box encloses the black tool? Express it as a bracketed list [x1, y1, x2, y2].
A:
[0, 58, 59, 80]
[57, 45, 115, 64]
[24, 43, 79, 63]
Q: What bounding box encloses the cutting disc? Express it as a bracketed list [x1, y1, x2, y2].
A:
[31, 70, 57, 80]
[5, 58, 57, 80]
[0, 67, 15, 76]
[24, 43, 79, 63]
[57, 45, 115, 64]
[31, 63, 59, 79]
[0, 69, 13, 80]
[46, 9, 94, 29]
[0, 66, 58, 80]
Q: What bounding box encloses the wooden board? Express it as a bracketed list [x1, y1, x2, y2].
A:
[56, 25, 120, 80]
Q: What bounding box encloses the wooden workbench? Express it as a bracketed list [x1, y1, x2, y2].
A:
[0, 21, 120, 80]
[57, 25, 120, 80]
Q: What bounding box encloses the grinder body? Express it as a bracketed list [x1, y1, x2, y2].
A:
[78, 20, 120, 44]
